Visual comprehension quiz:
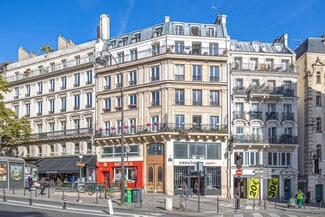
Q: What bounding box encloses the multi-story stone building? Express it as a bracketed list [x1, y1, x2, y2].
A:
[3, 36, 97, 180]
[295, 34, 325, 203]
[94, 14, 230, 196]
[229, 34, 299, 200]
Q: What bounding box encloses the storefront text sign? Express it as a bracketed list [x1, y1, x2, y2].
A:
[268, 178, 279, 198]
[114, 162, 134, 167]
[248, 178, 260, 199]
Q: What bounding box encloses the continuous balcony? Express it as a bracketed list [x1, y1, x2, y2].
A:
[233, 86, 293, 98]
[282, 112, 295, 121]
[268, 135, 298, 144]
[248, 111, 263, 121]
[30, 127, 93, 141]
[231, 62, 297, 74]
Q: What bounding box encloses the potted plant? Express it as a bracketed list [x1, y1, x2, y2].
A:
[146, 123, 151, 127]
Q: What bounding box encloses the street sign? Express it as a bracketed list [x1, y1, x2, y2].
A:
[236, 169, 243, 176]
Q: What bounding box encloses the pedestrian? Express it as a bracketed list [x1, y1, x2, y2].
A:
[182, 182, 188, 198]
[193, 181, 198, 195]
[40, 177, 46, 195]
[295, 189, 305, 208]
[27, 176, 33, 191]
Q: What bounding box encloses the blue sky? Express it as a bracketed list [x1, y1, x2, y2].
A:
[1, 0, 324, 63]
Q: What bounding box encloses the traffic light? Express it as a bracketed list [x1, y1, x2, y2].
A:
[235, 155, 243, 169]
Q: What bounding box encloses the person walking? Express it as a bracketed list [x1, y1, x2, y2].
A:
[40, 177, 46, 195]
[27, 176, 33, 191]
[295, 189, 305, 208]
[182, 182, 188, 198]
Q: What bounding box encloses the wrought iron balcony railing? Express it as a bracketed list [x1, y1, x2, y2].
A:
[31, 127, 93, 140]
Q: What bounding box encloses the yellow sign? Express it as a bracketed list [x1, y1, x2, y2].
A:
[76, 162, 85, 167]
[248, 178, 260, 199]
[268, 178, 279, 198]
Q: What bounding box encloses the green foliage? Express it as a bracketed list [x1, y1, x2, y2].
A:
[0, 75, 31, 147]
[39, 45, 54, 54]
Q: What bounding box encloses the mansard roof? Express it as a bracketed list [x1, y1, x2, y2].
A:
[230, 39, 294, 54]
[295, 37, 325, 59]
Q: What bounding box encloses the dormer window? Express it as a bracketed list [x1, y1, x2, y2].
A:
[175, 25, 184, 35]
[251, 42, 260, 52]
[191, 26, 200, 36]
[207, 28, 215, 37]
[153, 27, 162, 38]
[132, 33, 141, 43]
[119, 37, 128, 46]
[274, 43, 283, 52]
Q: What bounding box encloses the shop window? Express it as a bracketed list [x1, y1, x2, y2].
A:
[158, 167, 163, 182]
[148, 167, 153, 182]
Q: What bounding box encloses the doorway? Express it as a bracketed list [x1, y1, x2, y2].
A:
[234, 177, 247, 198]
[315, 184, 323, 203]
[284, 179, 291, 200]
[146, 143, 164, 193]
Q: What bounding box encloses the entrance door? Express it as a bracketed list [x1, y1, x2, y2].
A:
[315, 184, 323, 202]
[284, 179, 291, 200]
[234, 177, 247, 198]
[146, 143, 164, 193]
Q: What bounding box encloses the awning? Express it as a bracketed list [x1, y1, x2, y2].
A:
[33, 155, 97, 174]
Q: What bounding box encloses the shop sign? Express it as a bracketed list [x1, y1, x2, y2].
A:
[248, 178, 260, 199]
[114, 162, 134, 167]
[268, 178, 279, 198]
[76, 162, 85, 167]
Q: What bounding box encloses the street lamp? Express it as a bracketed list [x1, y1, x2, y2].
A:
[79, 154, 83, 182]
[95, 47, 126, 205]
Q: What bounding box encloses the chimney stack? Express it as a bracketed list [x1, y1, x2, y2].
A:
[283, 33, 288, 47]
[164, 16, 170, 23]
[97, 14, 110, 40]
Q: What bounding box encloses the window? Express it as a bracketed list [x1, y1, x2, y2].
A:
[25, 85, 30, 97]
[75, 142, 80, 154]
[174, 142, 221, 160]
[104, 76, 111, 90]
[129, 119, 136, 134]
[151, 90, 160, 106]
[210, 116, 219, 130]
[210, 66, 219, 81]
[37, 124, 43, 134]
[192, 42, 201, 55]
[267, 80, 276, 90]
[14, 105, 19, 118]
[62, 144, 66, 155]
[88, 53, 93, 62]
[129, 94, 137, 108]
[175, 25, 184, 35]
[151, 115, 159, 132]
[86, 117, 93, 129]
[74, 95, 80, 110]
[152, 42, 160, 56]
[234, 151, 259, 166]
[210, 90, 220, 106]
[49, 99, 55, 114]
[268, 152, 290, 166]
[116, 74, 123, 88]
[49, 79, 55, 92]
[131, 33, 141, 43]
[268, 127, 277, 143]
[316, 117, 322, 133]
[251, 79, 260, 87]
[87, 142, 92, 154]
[151, 66, 159, 82]
[209, 43, 218, 56]
[74, 119, 80, 130]
[175, 64, 185, 80]
[60, 121, 66, 131]
[61, 97, 66, 112]
[207, 28, 214, 37]
[175, 115, 185, 129]
[14, 87, 19, 99]
[62, 59, 67, 69]
[175, 89, 184, 105]
[190, 26, 200, 36]
[86, 70, 92, 85]
[37, 82, 43, 95]
[75, 56, 80, 66]
[192, 90, 202, 106]
[74, 73, 80, 87]
[236, 79, 243, 87]
[234, 57, 242, 70]
[266, 59, 274, 70]
[281, 60, 289, 71]
[316, 92, 322, 106]
[36, 101, 42, 116]
[86, 92, 92, 108]
[316, 71, 321, 83]
[50, 62, 55, 72]
[48, 122, 55, 132]
[118, 52, 124, 64]
[103, 98, 111, 112]
[236, 126, 244, 140]
[128, 71, 137, 86]
[25, 103, 30, 117]
[283, 81, 291, 90]
[116, 97, 122, 110]
[61, 76, 67, 90]
[175, 41, 184, 54]
[130, 49, 137, 61]
[249, 58, 258, 70]
[192, 65, 202, 81]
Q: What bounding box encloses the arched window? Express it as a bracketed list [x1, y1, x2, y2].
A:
[158, 167, 163, 182]
[316, 117, 322, 133]
[148, 167, 153, 182]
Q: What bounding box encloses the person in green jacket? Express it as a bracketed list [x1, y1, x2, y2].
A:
[295, 189, 305, 208]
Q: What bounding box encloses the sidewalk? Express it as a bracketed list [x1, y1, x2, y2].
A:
[2, 187, 324, 216]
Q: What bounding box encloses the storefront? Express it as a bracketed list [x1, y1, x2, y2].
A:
[96, 161, 143, 189]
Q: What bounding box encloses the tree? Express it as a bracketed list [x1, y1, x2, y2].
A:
[0, 74, 31, 156]
[39, 45, 54, 54]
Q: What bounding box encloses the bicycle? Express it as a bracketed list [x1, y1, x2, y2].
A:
[84, 183, 96, 196]
[99, 186, 114, 199]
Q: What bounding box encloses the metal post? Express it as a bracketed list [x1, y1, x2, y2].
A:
[48, 186, 50, 198]
[253, 199, 255, 210]
[63, 197, 66, 210]
[264, 199, 266, 210]
[3, 187, 6, 202]
[62, 190, 65, 200]
[140, 193, 143, 208]
[237, 177, 240, 209]
[320, 200, 322, 209]
[35, 188, 37, 197]
[95, 190, 98, 204]
[12, 185, 14, 195]
[29, 190, 32, 205]
[197, 162, 200, 213]
[77, 190, 81, 203]
[217, 196, 219, 213]
[274, 199, 277, 209]
[234, 195, 237, 212]
[24, 187, 26, 196]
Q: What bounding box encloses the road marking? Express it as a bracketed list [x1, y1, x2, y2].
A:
[287, 215, 297, 217]
[269, 214, 280, 217]
[252, 213, 263, 217]
[234, 214, 244, 217]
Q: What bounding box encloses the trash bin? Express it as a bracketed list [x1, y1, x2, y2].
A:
[133, 188, 142, 203]
[125, 188, 133, 203]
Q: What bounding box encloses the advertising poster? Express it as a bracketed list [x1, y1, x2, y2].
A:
[0, 163, 7, 181]
[268, 178, 279, 198]
[248, 178, 260, 199]
[10, 164, 23, 181]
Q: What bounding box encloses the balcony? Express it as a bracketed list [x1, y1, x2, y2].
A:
[192, 101, 202, 106]
[102, 108, 111, 112]
[32, 127, 93, 140]
[73, 83, 80, 87]
[25, 94, 30, 97]
[73, 106, 80, 110]
[231, 62, 297, 74]
[85, 105, 92, 109]
[14, 96, 19, 99]
[248, 111, 263, 121]
[128, 80, 136, 86]
[265, 112, 278, 121]
[96, 123, 228, 138]
[233, 135, 265, 143]
[282, 112, 295, 121]
[49, 88, 54, 93]
[48, 111, 54, 114]
[128, 104, 137, 109]
[268, 135, 298, 144]
[86, 80, 92, 85]
[37, 91, 42, 95]
[104, 85, 111, 90]
[233, 111, 245, 120]
[175, 100, 184, 105]
[175, 75, 185, 81]
[60, 108, 66, 112]
[37, 112, 42, 116]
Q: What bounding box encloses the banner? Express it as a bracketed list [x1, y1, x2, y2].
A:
[268, 178, 279, 198]
[248, 178, 260, 199]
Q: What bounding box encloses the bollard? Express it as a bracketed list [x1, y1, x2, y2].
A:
[29, 190, 32, 205]
[12, 185, 15, 195]
[63, 197, 66, 210]
[264, 199, 266, 210]
[253, 199, 255, 211]
[48, 187, 50, 198]
[217, 196, 219, 213]
[234, 195, 237, 212]
[320, 200, 322, 209]
[24, 187, 26, 196]
[35, 188, 37, 197]
[274, 199, 277, 209]
[62, 190, 65, 200]
[140, 193, 143, 208]
[3, 187, 7, 202]
[95, 191, 98, 204]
